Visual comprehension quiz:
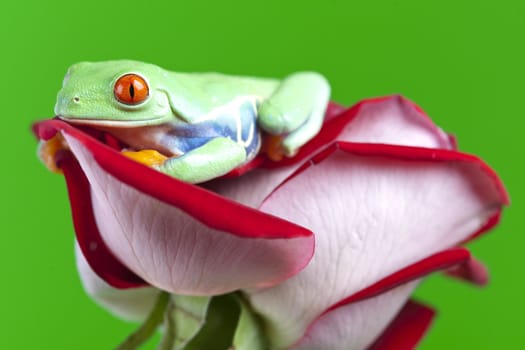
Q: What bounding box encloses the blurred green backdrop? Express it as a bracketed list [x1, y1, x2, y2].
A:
[1, 0, 523, 348]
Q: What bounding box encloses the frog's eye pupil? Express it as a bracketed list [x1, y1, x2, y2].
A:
[114, 74, 149, 105]
[129, 84, 135, 99]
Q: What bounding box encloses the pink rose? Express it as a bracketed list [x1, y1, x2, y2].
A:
[34, 95, 508, 349]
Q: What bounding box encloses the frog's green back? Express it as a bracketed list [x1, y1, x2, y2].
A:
[55, 60, 279, 126]
[161, 70, 279, 122]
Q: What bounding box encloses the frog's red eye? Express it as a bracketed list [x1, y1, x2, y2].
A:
[114, 74, 149, 105]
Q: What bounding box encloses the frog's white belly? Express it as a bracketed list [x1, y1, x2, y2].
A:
[106, 97, 262, 163]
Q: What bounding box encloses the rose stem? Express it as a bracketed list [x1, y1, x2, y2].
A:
[115, 291, 170, 350]
[157, 297, 176, 350]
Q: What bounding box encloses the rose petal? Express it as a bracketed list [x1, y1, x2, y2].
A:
[203, 165, 308, 209]
[463, 210, 503, 244]
[336, 95, 453, 149]
[58, 128, 313, 295]
[203, 103, 350, 208]
[293, 281, 419, 350]
[323, 248, 470, 312]
[75, 243, 160, 322]
[367, 300, 435, 350]
[247, 143, 506, 347]
[207, 96, 454, 209]
[445, 255, 489, 286]
[264, 95, 454, 170]
[293, 248, 467, 349]
[59, 149, 146, 289]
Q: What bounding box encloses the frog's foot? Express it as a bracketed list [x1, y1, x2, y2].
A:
[262, 134, 286, 162]
[38, 133, 69, 173]
[258, 103, 324, 157]
[258, 72, 330, 157]
[122, 149, 168, 167]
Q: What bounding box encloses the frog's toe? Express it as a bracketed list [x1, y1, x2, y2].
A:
[122, 149, 168, 167]
[38, 133, 69, 173]
[281, 128, 314, 157]
[262, 134, 286, 161]
[258, 101, 288, 135]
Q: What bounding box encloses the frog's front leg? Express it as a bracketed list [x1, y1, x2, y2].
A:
[258, 72, 330, 157]
[155, 137, 246, 183]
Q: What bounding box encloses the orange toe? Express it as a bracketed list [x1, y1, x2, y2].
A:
[122, 149, 168, 167]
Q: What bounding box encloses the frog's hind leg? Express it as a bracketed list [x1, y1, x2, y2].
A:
[257, 72, 330, 156]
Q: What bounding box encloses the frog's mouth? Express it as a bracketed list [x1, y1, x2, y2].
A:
[57, 114, 168, 127]
[56, 115, 178, 156]
[53, 116, 133, 153]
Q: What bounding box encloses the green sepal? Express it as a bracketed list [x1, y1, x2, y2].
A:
[154, 292, 268, 350]
[160, 294, 212, 350]
[232, 294, 267, 350]
[182, 293, 240, 350]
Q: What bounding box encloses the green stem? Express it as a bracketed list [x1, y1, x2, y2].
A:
[157, 297, 176, 350]
[115, 291, 170, 350]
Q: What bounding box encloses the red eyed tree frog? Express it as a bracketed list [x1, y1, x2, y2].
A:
[53, 60, 330, 183]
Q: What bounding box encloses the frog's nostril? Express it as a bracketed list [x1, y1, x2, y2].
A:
[73, 97, 80, 103]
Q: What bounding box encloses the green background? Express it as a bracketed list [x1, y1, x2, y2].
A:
[1, 0, 523, 348]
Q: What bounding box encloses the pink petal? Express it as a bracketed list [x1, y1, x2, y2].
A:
[247, 143, 506, 348]
[367, 300, 435, 350]
[462, 210, 503, 244]
[293, 281, 420, 350]
[445, 255, 489, 286]
[75, 243, 160, 322]
[293, 248, 467, 349]
[264, 95, 454, 171]
[323, 248, 470, 313]
[58, 149, 146, 289]
[335, 95, 453, 149]
[207, 96, 455, 209]
[36, 120, 314, 295]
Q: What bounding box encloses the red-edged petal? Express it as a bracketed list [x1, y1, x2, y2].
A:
[264, 95, 454, 169]
[75, 243, 160, 321]
[335, 95, 452, 148]
[247, 142, 507, 348]
[58, 149, 146, 289]
[207, 95, 455, 209]
[445, 255, 489, 286]
[293, 281, 420, 350]
[367, 300, 435, 350]
[35, 120, 314, 295]
[220, 101, 347, 178]
[324, 248, 470, 313]
[293, 248, 467, 350]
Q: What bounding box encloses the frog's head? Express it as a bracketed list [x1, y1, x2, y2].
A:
[55, 60, 172, 127]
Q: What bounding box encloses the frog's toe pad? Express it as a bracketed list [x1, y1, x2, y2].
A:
[38, 133, 69, 173]
[262, 134, 286, 162]
[122, 149, 168, 167]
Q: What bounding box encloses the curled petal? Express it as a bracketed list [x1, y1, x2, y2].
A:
[445, 255, 490, 286]
[75, 243, 160, 322]
[367, 300, 435, 350]
[59, 149, 146, 289]
[266, 95, 455, 171]
[294, 281, 420, 350]
[207, 95, 454, 209]
[334, 95, 453, 149]
[35, 119, 314, 295]
[67, 131, 313, 295]
[294, 248, 468, 349]
[33, 94, 507, 348]
[248, 143, 507, 348]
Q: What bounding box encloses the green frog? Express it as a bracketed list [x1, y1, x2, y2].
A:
[53, 60, 330, 183]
